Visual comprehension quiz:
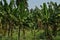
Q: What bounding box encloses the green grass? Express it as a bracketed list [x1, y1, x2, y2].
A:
[1, 29, 60, 40]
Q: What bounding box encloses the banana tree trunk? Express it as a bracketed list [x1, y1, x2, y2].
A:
[18, 25, 20, 40]
[8, 25, 10, 40]
[10, 21, 13, 40]
[52, 24, 57, 37]
[0, 22, 2, 40]
[10, 27, 13, 40]
[33, 27, 36, 40]
[2, 23, 7, 39]
[22, 26, 26, 40]
[45, 23, 53, 40]
[31, 28, 33, 35]
[45, 23, 49, 36]
[7, 23, 10, 40]
[45, 23, 50, 40]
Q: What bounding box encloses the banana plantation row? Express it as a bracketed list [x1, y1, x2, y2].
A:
[0, 0, 60, 40]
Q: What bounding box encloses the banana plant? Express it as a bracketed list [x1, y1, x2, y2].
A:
[1, 0, 18, 40]
[39, 2, 60, 40]
[39, 3, 54, 40]
[0, 0, 5, 39]
[49, 2, 60, 37]
[16, 0, 28, 40]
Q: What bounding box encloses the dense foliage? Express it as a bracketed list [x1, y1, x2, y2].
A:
[0, 0, 60, 40]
